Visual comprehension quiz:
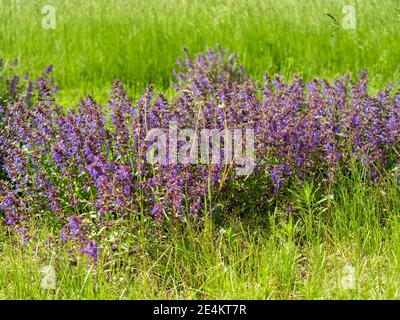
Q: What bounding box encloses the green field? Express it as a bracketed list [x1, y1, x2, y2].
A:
[1, 0, 400, 98]
[2, 0, 400, 300]
[2, 172, 400, 299]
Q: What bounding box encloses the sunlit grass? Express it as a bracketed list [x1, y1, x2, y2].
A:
[1, 0, 400, 99]
[1, 171, 400, 299]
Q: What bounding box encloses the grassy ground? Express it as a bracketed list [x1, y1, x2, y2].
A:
[1, 171, 400, 299]
[2, 0, 400, 299]
[1, 0, 400, 102]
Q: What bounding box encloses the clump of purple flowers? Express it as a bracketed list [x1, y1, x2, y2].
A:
[2, 47, 400, 262]
[61, 216, 98, 263]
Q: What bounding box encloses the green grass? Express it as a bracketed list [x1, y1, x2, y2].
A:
[2, 171, 400, 299]
[1, 0, 400, 102]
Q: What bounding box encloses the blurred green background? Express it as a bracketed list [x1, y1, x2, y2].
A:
[1, 0, 399, 101]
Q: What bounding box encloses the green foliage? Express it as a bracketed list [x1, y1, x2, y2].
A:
[1, 170, 400, 299]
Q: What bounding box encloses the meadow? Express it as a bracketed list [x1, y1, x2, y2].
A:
[1, 0, 400, 300]
[2, 0, 400, 97]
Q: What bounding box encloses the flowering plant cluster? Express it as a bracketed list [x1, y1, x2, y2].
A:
[1, 47, 400, 262]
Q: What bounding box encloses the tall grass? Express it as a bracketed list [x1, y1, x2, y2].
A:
[1, 170, 400, 299]
[1, 0, 400, 99]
